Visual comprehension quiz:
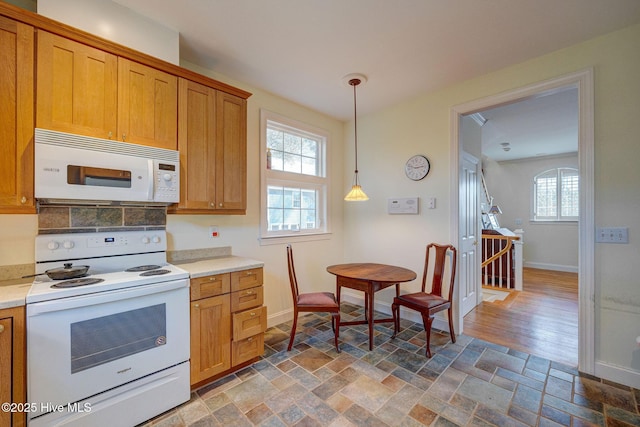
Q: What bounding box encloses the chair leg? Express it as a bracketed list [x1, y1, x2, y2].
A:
[447, 308, 456, 343]
[422, 312, 435, 358]
[288, 309, 299, 351]
[332, 312, 341, 353]
[391, 302, 399, 338]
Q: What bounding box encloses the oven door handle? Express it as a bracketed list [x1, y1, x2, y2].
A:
[27, 279, 188, 315]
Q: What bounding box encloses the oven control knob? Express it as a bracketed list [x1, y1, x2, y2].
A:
[141, 236, 150, 244]
[163, 173, 172, 181]
[152, 236, 161, 243]
[62, 240, 74, 249]
[47, 241, 59, 250]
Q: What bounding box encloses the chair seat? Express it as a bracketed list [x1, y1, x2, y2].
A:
[395, 292, 450, 311]
[298, 292, 339, 308]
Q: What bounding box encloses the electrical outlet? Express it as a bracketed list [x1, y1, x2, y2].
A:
[209, 226, 219, 238]
[596, 227, 628, 243]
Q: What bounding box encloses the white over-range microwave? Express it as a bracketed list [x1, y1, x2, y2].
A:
[35, 128, 180, 205]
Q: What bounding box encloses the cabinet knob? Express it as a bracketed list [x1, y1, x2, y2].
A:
[108, 131, 113, 139]
[250, 312, 256, 317]
[210, 202, 215, 207]
[247, 337, 253, 342]
[219, 203, 223, 207]
[20, 196, 27, 204]
[122, 133, 127, 141]
[0, 324, 4, 333]
[194, 304, 199, 308]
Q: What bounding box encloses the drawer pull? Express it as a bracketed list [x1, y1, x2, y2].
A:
[245, 291, 253, 295]
[247, 337, 253, 342]
[208, 277, 216, 281]
[0, 324, 4, 333]
[246, 271, 252, 276]
[250, 312, 256, 317]
[194, 304, 199, 308]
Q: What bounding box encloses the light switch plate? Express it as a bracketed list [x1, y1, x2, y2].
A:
[388, 197, 419, 214]
[596, 227, 628, 243]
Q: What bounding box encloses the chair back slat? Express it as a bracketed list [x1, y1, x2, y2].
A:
[286, 244, 300, 301]
[421, 243, 457, 299]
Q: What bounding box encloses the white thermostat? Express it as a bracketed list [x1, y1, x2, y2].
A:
[388, 197, 419, 214]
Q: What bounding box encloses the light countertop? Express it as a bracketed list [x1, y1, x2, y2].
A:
[0, 279, 32, 310]
[174, 256, 264, 279]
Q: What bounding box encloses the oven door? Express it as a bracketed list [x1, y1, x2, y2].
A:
[27, 279, 189, 418]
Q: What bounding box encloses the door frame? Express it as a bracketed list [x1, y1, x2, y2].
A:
[449, 69, 595, 374]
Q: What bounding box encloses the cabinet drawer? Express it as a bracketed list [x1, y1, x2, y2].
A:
[232, 333, 264, 366]
[232, 306, 267, 341]
[231, 285, 263, 312]
[231, 268, 263, 292]
[191, 274, 231, 301]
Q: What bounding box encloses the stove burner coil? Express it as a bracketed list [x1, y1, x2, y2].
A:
[125, 265, 162, 272]
[139, 269, 171, 276]
[51, 278, 105, 288]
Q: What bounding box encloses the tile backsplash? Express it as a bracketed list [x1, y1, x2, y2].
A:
[38, 205, 166, 234]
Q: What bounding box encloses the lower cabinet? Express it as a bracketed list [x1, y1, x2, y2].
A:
[0, 306, 26, 427]
[189, 268, 266, 388]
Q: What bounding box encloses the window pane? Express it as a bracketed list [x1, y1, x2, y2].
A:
[301, 138, 317, 157]
[283, 153, 301, 173]
[283, 134, 301, 155]
[561, 170, 579, 217]
[536, 176, 557, 217]
[301, 156, 317, 175]
[267, 208, 283, 230]
[267, 129, 284, 151]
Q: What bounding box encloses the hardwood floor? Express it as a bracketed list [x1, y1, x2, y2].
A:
[463, 267, 579, 366]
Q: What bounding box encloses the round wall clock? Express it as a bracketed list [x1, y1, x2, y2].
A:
[404, 155, 430, 181]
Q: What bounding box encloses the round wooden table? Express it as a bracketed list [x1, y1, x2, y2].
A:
[326, 263, 416, 350]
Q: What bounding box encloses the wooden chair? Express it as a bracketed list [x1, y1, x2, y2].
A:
[286, 244, 341, 352]
[391, 243, 457, 358]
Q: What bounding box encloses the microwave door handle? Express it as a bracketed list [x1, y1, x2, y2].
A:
[147, 160, 154, 200]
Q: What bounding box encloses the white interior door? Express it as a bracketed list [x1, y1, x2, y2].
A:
[459, 152, 481, 317]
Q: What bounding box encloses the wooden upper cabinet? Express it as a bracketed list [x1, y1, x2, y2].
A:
[176, 78, 217, 210]
[118, 58, 178, 150]
[0, 15, 34, 213]
[36, 32, 177, 150]
[36, 30, 118, 139]
[173, 79, 247, 214]
[215, 92, 247, 212]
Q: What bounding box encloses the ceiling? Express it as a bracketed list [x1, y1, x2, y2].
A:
[475, 88, 578, 162]
[109, 0, 640, 121]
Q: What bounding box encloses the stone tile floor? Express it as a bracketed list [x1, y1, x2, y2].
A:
[142, 303, 640, 426]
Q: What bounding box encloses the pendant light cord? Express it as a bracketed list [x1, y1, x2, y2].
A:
[350, 78, 360, 180]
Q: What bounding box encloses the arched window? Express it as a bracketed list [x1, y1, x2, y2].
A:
[533, 168, 579, 221]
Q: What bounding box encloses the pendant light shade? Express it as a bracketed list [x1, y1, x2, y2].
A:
[344, 74, 369, 201]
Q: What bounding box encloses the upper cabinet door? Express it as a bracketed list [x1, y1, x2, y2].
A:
[0, 16, 34, 213]
[118, 58, 178, 150]
[215, 92, 247, 211]
[36, 31, 118, 139]
[176, 78, 217, 210]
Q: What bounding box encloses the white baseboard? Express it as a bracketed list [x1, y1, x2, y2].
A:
[524, 262, 578, 273]
[595, 361, 640, 389]
[267, 308, 293, 328]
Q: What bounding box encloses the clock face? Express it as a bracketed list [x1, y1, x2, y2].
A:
[405, 155, 430, 181]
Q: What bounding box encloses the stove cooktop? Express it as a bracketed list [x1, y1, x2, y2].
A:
[27, 230, 189, 304]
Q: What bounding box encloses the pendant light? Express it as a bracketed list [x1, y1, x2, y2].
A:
[344, 74, 369, 201]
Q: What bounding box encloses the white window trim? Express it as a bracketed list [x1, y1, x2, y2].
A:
[532, 167, 579, 222]
[259, 110, 332, 244]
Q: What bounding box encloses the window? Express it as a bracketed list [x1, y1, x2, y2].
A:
[533, 168, 579, 221]
[260, 110, 329, 240]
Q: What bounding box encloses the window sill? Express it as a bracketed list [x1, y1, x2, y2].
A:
[530, 220, 578, 225]
[258, 232, 332, 246]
